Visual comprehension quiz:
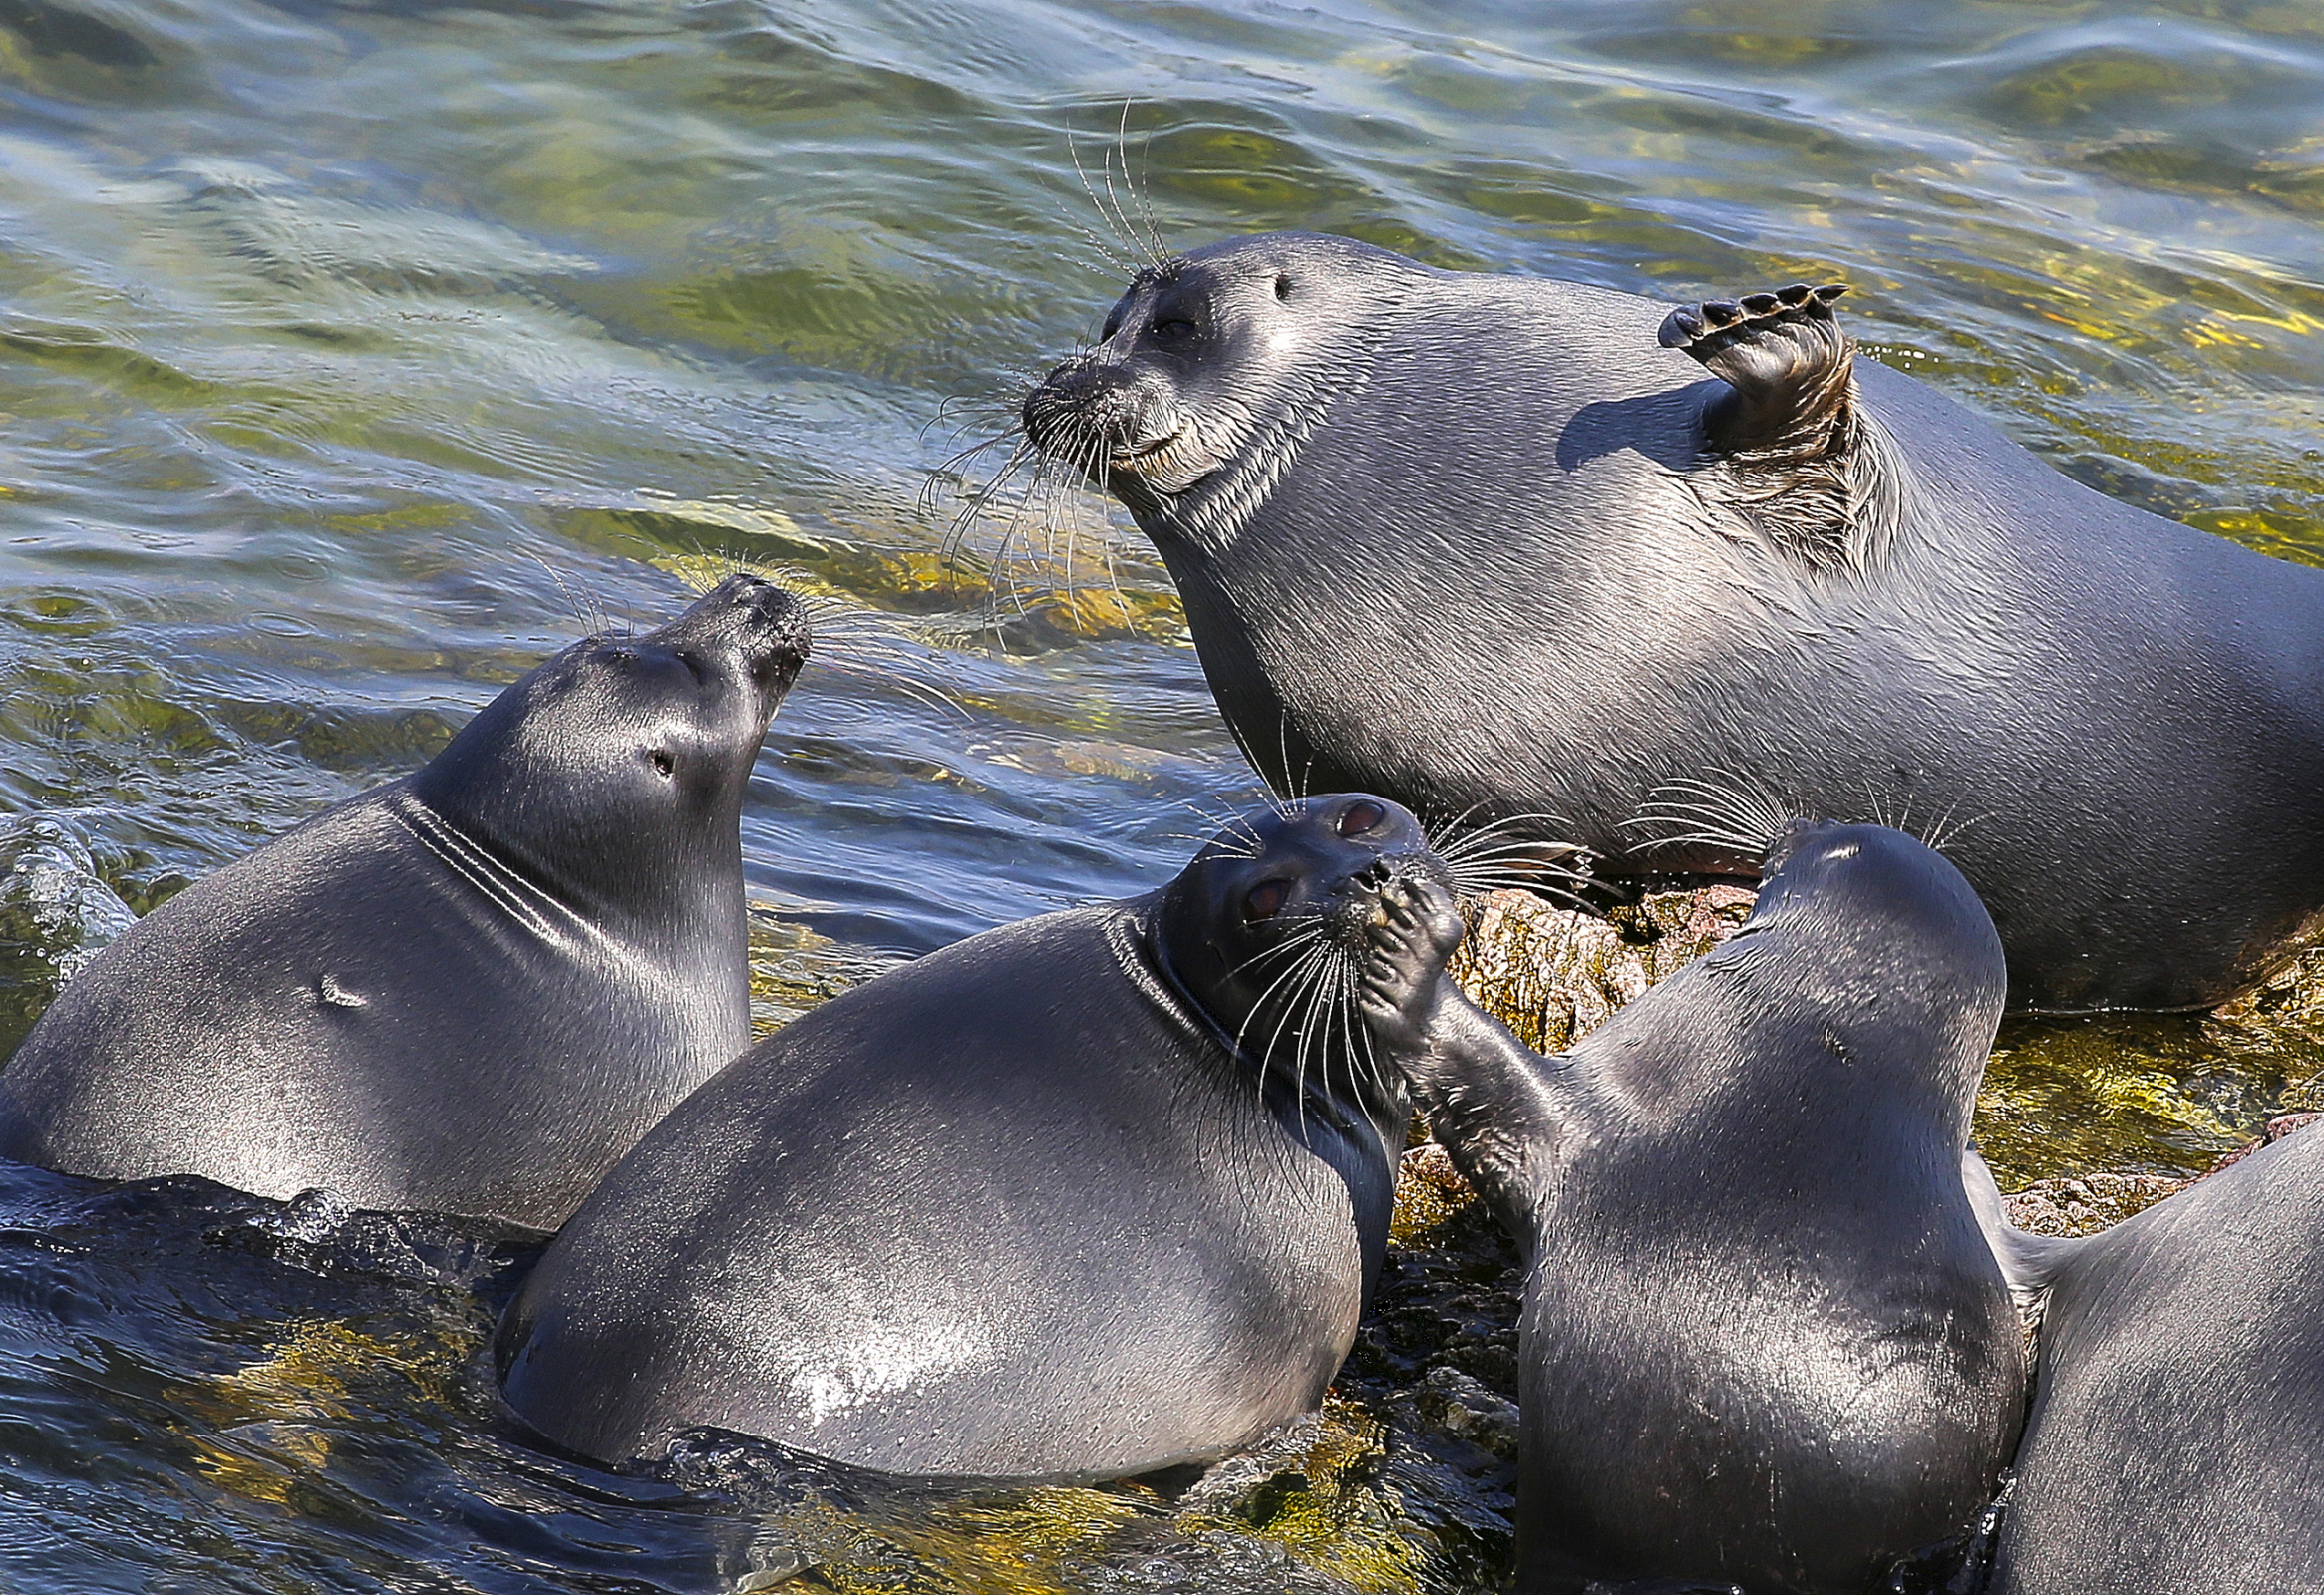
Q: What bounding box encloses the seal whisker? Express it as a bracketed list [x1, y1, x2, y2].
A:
[1241, 938, 1340, 1124]
[1922, 804, 1998, 856]
[1114, 97, 1171, 270]
[1062, 114, 1141, 277]
[1628, 771, 1800, 860]
[1219, 924, 1327, 982]
[1069, 106, 1159, 276]
[1282, 943, 1342, 1137]
[1432, 809, 1579, 855]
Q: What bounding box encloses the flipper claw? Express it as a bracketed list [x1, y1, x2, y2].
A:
[1658, 281, 1895, 571]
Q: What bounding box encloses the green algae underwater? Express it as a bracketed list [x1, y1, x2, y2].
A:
[0, 0, 2321, 1590]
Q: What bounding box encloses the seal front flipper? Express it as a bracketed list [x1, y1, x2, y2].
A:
[1357, 873, 1578, 1235]
[1659, 281, 1901, 570]
[1962, 1145, 2084, 1319]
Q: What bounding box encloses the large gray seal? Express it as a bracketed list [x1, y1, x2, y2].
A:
[0, 573, 808, 1232]
[1974, 1122, 2324, 1593]
[1356, 820, 2026, 1592]
[1021, 233, 2324, 1012]
[495, 794, 1435, 1478]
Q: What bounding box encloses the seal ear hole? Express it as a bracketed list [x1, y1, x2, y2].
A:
[648, 750, 676, 778]
[1336, 799, 1387, 838]
[1274, 275, 1293, 301]
[1243, 879, 1289, 923]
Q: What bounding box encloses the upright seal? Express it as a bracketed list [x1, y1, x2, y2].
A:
[0, 574, 808, 1231]
[1357, 820, 2025, 1592]
[1022, 233, 2324, 1011]
[496, 795, 1430, 1478]
[1976, 1122, 2324, 1593]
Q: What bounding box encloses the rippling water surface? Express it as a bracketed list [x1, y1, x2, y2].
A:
[1, 0, 2321, 1588]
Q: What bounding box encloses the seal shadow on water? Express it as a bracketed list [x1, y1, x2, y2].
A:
[0, 573, 809, 1233]
[495, 794, 1462, 1483]
[1019, 230, 2324, 1014]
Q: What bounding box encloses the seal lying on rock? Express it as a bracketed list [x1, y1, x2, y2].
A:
[1021, 233, 2324, 1012]
[1975, 1117, 2324, 1594]
[496, 794, 1432, 1478]
[1357, 820, 2025, 1593]
[0, 574, 808, 1232]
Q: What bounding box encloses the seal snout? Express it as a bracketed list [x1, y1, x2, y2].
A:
[1022, 355, 1187, 486]
[649, 574, 813, 699]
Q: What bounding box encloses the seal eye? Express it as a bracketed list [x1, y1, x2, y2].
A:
[648, 750, 676, 778]
[1243, 879, 1289, 923]
[1337, 799, 1387, 838]
[1274, 275, 1293, 301]
[1151, 317, 1197, 343]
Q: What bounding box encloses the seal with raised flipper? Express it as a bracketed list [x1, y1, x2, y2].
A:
[1355, 818, 2026, 1593]
[0, 573, 809, 1232]
[1020, 233, 2324, 1012]
[1971, 1119, 2324, 1594]
[495, 794, 1436, 1478]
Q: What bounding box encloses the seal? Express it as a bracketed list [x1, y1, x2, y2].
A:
[494, 793, 1431, 1478]
[1355, 820, 2026, 1593]
[1974, 1121, 2324, 1593]
[1020, 233, 2324, 1012]
[0, 573, 808, 1232]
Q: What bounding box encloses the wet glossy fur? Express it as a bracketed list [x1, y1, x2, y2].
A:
[1359, 823, 2025, 1592]
[0, 576, 805, 1231]
[495, 796, 1427, 1477]
[1028, 232, 2324, 1011]
[1983, 1124, 2324, 1593]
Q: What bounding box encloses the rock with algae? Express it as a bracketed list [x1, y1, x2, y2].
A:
[1449, 883, 1758, 1054]
[1977, 943, 2324, 1192]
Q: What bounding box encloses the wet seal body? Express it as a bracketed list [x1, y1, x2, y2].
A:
[496, 795, 1429, 1478]
[1024, 233, 2324, 1011]
[0, 575, 807, 1232]
[1358, 822, 2025, 1592]
[1977, 1122, 2324, 1593]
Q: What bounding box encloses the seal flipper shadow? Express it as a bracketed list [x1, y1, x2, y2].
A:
[1962, 1146, 2084, 1318]
[1659, 282, 1905, 572]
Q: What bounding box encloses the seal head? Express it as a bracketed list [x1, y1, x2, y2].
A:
[1024, 233, 1429, 551]
[1156, 793, 1445, 1100]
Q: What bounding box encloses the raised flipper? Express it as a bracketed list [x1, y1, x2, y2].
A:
[1357, 873, 1578, 1240]
[1659, 282, 1903, 572]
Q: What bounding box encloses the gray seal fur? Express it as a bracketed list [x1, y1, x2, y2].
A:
[1977, 1122, 2324, 1593]
[495, 794, 1432, 1477]
[1023, 232, 2324, 1012]
[1357, 820, 2026, 1593]
[0, 574, 807, 1231]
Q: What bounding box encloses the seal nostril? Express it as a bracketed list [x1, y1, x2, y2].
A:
[648, 750, 675, 778]
[1274, 275, 1292, 301]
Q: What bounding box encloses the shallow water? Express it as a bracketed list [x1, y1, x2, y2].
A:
[0, 0, 2321, 1588]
